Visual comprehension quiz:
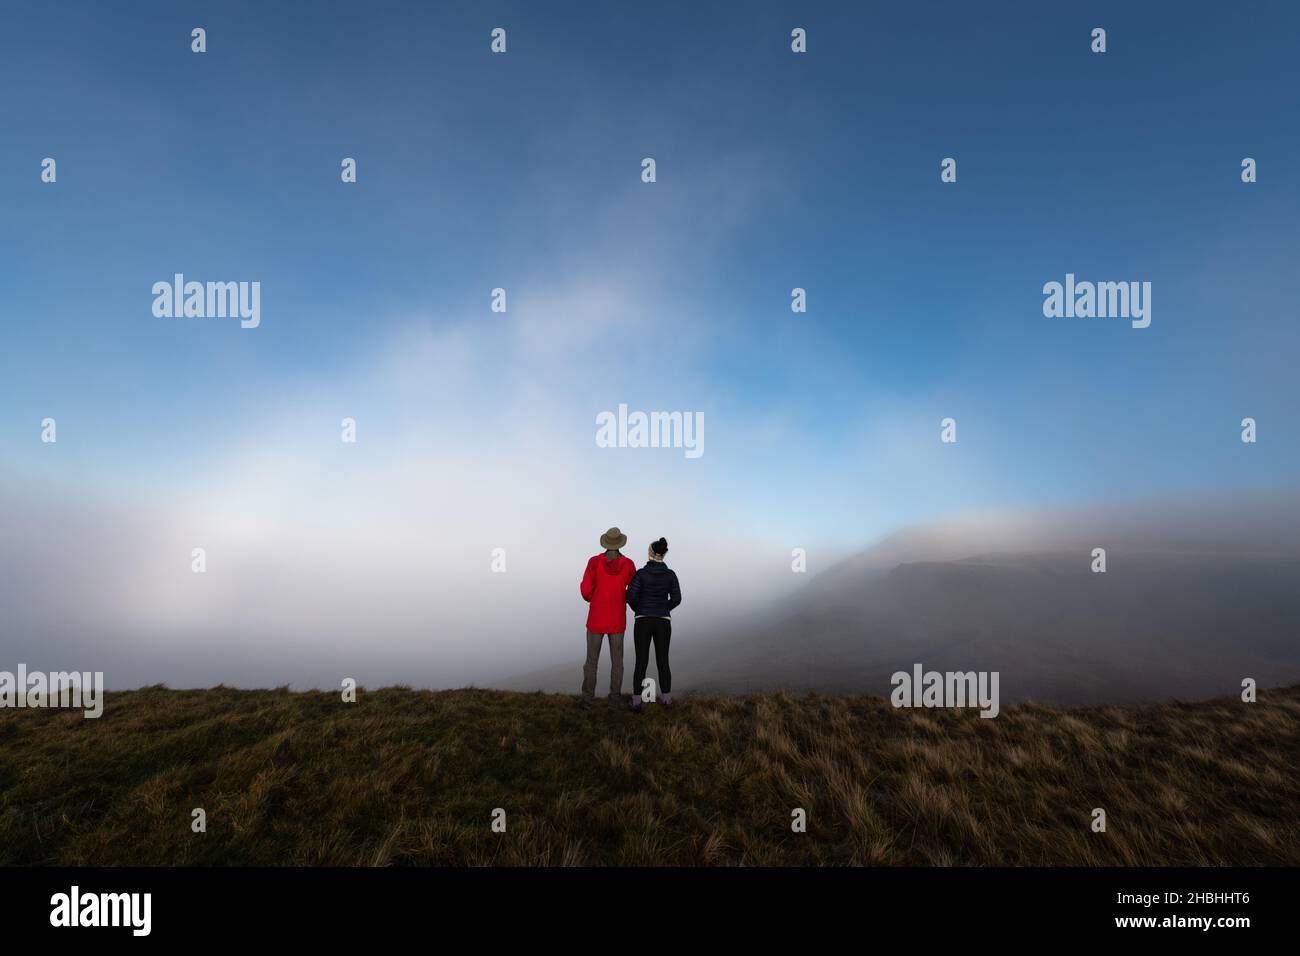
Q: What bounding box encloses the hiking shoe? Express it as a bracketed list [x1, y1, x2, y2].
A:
[630, 699, 642, 713]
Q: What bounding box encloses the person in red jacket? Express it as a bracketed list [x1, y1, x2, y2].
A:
[580, 527, 637, 704]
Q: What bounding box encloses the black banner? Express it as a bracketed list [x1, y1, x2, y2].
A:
[1, 866, 1281, 941]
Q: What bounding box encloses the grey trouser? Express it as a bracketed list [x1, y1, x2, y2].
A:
[582, 630, 624, 699]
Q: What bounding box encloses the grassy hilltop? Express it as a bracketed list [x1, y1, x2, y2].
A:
[2, 685, 1298, 866]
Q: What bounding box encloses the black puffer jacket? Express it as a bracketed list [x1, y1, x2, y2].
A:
[626, 562, 682, 617]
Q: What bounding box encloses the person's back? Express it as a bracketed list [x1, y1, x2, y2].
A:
[626, 561, 681, 619]
[582, 550, 637, 632]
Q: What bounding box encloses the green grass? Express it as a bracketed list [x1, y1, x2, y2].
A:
[2, 684, 1298, 865]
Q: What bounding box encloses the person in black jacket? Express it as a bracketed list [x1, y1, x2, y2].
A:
[626, 537, 681, 711]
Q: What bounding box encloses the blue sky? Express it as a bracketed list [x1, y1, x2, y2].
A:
[5, 2, 1297, 524]
[1, 2, 1298, 685]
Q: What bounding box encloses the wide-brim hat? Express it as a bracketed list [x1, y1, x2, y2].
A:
[599, 527, 628, 550]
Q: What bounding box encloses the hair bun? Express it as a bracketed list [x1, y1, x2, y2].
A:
[652, 537, 668, 555]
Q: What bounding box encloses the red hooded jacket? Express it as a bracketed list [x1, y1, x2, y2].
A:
[580, 553, 636, 634]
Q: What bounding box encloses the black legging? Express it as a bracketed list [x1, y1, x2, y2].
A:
[632, 617, 672, 695]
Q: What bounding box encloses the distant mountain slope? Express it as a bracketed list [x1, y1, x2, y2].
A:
[686, 551, 1300, 703]
[681, 490, 1300, 704]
